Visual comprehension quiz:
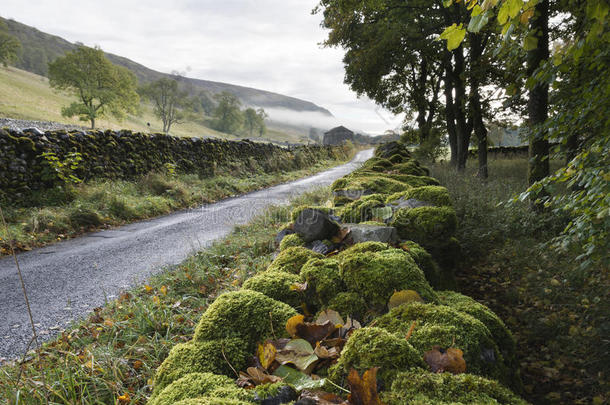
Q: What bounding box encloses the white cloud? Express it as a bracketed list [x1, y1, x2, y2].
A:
[2, 0, 404, 134]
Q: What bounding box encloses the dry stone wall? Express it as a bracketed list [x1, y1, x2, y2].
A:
[0, 128, 345, 200]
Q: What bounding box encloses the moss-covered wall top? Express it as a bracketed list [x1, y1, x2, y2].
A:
[0, 128, 345, 199]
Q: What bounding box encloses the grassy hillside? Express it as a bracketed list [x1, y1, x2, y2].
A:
[0, 66, 306, 143]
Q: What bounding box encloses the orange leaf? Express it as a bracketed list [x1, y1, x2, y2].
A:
[118, 392, 131, 404]
[423, 346, 466, 374]
[347, 367, 385, 405]
[286, 314, 305, 337]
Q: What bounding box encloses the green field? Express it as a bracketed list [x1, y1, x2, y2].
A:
[0, 66, 305, 144]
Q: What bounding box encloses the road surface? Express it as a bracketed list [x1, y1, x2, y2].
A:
[0, 149, 373, 360]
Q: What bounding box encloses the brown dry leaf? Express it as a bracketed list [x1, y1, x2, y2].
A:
[316, 309, 345, 327]
[388, 290, 424, 309]
[245, 366, 283, 385]
[404, 321, 417, 341]
[423, 346, 466, 374]
[258, 341, 277, 370]
[347, 367, 385, 405]
[314, 342, 340, 359]
[286, 314, 305, 338]
[296, 320, 337, 346]
[290, 282, 308, 292]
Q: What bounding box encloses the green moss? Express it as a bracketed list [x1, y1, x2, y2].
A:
[387, 154, 408, 164]
[300, 258, 346, 306]
[361, 157, 394, 170]
[399, 241, 442, 289]
[391, 161, 430, 176]
[324, 292, 368, 321]
[331, 327, 423, 384]
[391, 206, 457, 247]
[375, 303, 509, 385]
[386, 186, 452, 207]
[336, 241, 392, 257]
[242, 270, 302, 308]
[359, 220, 387, 226]
[152, 339, 250, 396]
[193, 290, 297, 349]
[339, 194, 386, 223]
[267, 247, 324, 274]
[207, 386, 255, 402]
[333, 195, 353, 207]
[339, 246, 437, 308]
[279, 233, 305, 251]
[383, 370, 528, 405]
[149, 372, 238, 405]
[253, 382, 291, 401]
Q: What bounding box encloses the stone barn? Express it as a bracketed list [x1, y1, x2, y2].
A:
[323, 126, 355, 145]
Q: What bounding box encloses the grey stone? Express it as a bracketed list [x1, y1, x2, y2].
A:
[387, 198, 432, 210]
[307, 240, 333, 255]
[275, 228, 295, 245]
[332, 189, 374, 199]
[293, 208, 340, 243]
[23, 127, 44, 136]
[346, 223, 399, 244]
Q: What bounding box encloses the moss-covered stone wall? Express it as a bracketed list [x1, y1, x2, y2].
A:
[0, 128, 346, 199]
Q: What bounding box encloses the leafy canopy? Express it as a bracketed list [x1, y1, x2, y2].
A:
[48, 46, 139, 129]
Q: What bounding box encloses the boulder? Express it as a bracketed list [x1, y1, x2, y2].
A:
[346, 224, 399, 245]
[387, 197, 432, 210]
[293, 208, 339, 243]
[307, 240, 334, 255]
[274, 228, 295, 245]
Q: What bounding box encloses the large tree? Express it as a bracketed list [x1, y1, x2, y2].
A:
[140, 78, 189, 134]
[48, 46, 139, 129]
[0, 20, 20, 67]
[211, 92, 243, 134]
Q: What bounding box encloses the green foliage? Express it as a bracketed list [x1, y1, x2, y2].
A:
[212, 92, 243, 134]
[39, 151, 83, 186]
[0, 20, 21, 67]
[243, 107, 267, 137]
[140, 78, 190, 134]
[48, 46, 139, 128]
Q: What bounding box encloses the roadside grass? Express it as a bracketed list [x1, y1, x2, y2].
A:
[0, 153, 354, 255]
[430, 157, 609, 405]
[0, 187, 333, 404]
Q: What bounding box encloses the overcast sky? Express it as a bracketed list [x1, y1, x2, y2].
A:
[2, 0, 405, 134]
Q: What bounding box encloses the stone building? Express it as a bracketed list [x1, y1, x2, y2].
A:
[323, 126, 354, 145]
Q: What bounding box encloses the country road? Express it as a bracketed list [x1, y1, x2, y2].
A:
[0, 149, 373, 360]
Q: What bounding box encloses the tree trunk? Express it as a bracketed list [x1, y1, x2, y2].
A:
[443, 61, 458, 167]
[527, 0, 550, 186]
[90, 118, 95, 129]
[452, 46, 471, 171]
[469, 34, 488, 179]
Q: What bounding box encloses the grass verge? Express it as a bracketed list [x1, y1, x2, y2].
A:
[0, 152, 354, 255]
[430, 157, 609, 405]
[0, 187, 333, 404]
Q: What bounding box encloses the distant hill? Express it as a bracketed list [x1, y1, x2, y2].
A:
[2, 16, 334, 118]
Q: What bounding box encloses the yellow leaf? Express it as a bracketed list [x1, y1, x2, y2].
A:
[103, 319, 114, 327]
[258, 342, 277, 369]
[144, 285, 153, 293]
[118, 392, 131, 404]
[160, 285, 168, 296]
[153, 296, 160, 305]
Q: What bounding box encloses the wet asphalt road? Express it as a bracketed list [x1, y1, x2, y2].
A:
[0, 149, 373, 360]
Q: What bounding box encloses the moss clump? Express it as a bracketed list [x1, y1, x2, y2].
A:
[359, 220, 387, 226]
[339, 194, 386, 223]
[387, 154, 408, 164]
[279, 233, 305, 251]
[324, 292, 368, 321]
[193, 290, 297, 348]
[374, 141, 411, 159]
[253, 382, 296, 403]
[149, 372, 242, 405]
[291, 205, 333, 222]
[386, 186, 452, 207]
[152, 339, 250, 396]
[331, 174, 411, 195]
[376, 173, 439, 188]
[391, 206, 457, 247]
[333, 195, 354, 207]
[336, 241, 392, 258]
[438, 291, 520, 389]
[391, 161, 430, 176]
[242, 270, 302, 308]
[300, 258, 346, 306]
[267, 247, 324, 274]
[68, 207, 102, 228]
[375, 303, 508, 385]
[331, 327, 422, 384]
[361, 157, 394, 170]
[382, 370, 528, 405]
[339, 246, 437, 308]
[399, 241, 443, 289]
